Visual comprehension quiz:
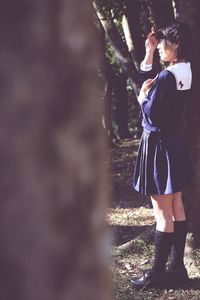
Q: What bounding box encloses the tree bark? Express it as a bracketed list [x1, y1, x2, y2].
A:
[148, 0, 175, 28]
[124, 0, 146, 65]
[102, 59, 116, 143]
[94, 13, 115, 143]
[175, 0, 200, 249]
[0, 1, 112, 299]
[114, 73, 130, 139]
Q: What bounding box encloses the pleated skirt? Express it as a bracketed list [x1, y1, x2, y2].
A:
[133, 130, 193, 195]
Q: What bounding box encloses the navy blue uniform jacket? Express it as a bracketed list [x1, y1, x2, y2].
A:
[133, 62, 193, 195]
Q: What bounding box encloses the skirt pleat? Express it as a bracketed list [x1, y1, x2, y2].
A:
[133, 131, 193, 195]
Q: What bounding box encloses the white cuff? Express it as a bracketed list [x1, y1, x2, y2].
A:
[138, 91, 146, 105]
[140, 61, 152, 72]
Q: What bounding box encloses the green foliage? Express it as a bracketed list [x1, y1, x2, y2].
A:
[96, 0, 126, 19]
[105, 41, 123, 75]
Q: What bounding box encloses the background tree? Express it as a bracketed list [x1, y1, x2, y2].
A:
[0, 1, 112, 299]
[174, 0, 200, 248]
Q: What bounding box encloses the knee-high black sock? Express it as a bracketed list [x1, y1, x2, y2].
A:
[150, 230, 173, 275]
[168, 220, 187, 271]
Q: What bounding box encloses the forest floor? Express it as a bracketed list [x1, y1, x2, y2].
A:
[107, 138, 200, 300]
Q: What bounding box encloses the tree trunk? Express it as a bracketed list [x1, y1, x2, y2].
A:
[124, 0, 146, 65]
[0, 1, 112, 299]
[94, 13, 115, 143]
[149, 0, 175, 28]
[102, 59, 116, 143]
[176, 0, 200, 249]
[114, 73, 130, 139]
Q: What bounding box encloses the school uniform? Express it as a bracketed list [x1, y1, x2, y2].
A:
[133, 61, 192, 195]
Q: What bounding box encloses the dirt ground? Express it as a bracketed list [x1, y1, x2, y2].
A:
[107, 139, 200, 300]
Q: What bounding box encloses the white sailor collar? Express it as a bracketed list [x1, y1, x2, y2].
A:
[167, 62, 192, 91]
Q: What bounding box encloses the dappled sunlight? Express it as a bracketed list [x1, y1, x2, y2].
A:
[107, 207, 154, 227]
[107, 137, 200, 298]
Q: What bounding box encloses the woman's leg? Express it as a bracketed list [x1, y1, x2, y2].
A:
[168, 192, 188, 278]
[131, 194, 174, 289]
[172, 192, 186, 221]
[149, 194, 174, 275]
[151, 194, 174, 232]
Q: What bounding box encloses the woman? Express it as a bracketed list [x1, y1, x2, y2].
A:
[131, 21, 192, 289]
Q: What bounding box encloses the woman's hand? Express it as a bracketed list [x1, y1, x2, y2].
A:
[142, 27, 158, 65]
[141, 75, 158, 96]
[145, 27, 158, 54]
[138, 75, 158, 104]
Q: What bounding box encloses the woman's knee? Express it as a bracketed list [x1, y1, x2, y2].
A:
[151, 194, 173, 219]
[155, 213, 173, 224]
[172, 192, 186, 221]
[150, 194, 174, 231]
[173, 204, 185, 220]
[155, 215, 174, 232]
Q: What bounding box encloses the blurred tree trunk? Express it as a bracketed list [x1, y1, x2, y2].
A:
[0, 1, 112, 300]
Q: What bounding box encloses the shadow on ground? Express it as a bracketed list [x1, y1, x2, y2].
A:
[109, 224, 150, 246]
[184, 278, 200, 290]
[153, 277, 200, 291]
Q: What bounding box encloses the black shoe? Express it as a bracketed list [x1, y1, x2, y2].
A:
[130, 269, 165, 290]
[166, 266, 190, 286]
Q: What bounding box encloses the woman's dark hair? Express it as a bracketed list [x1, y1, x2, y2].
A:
[155, 21, 191, 59]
